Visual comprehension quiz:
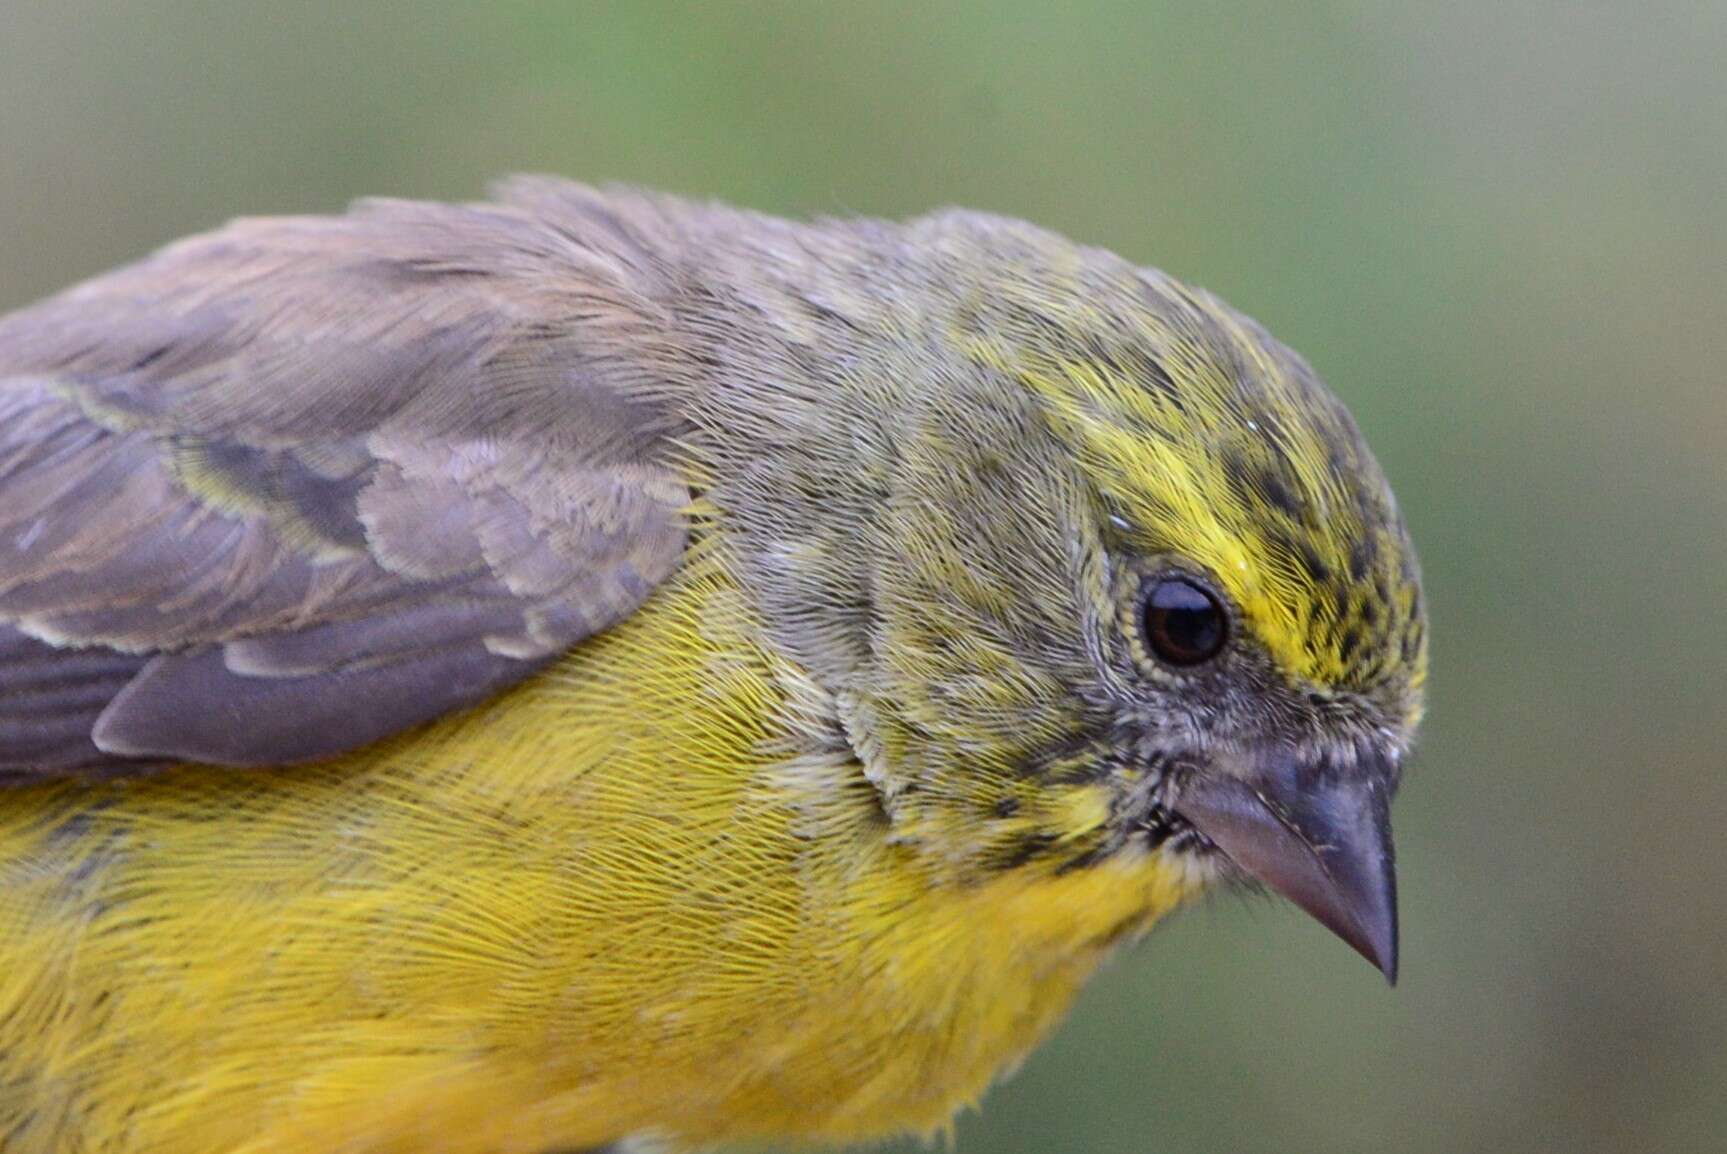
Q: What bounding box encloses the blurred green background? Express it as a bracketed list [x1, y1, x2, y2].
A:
[2, 3, 1721, 1152]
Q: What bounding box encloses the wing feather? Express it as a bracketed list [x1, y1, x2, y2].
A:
[0, 188, 689, 776]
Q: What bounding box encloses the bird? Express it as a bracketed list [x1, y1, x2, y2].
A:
[0, 179, 1426, 1154]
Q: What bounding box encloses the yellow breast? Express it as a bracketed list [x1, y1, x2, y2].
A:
[0, 553, 1200, 1154]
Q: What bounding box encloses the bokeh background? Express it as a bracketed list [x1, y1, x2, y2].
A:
[1, 4, 1721, 1152]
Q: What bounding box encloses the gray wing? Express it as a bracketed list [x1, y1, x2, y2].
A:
[0, 190, 688, 778]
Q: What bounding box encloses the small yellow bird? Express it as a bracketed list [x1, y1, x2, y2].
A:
[0, 180, 1426, 1154]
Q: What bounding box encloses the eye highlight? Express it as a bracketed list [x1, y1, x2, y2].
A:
[1142, 576, 1228, 667]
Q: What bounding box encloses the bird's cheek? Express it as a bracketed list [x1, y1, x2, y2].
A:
[1046, 782, 1114, 843]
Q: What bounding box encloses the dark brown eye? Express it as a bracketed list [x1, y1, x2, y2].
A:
[1143, 577, 1228, 666]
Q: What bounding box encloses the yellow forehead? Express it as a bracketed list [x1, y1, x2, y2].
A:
[965, 289, 1424, 698]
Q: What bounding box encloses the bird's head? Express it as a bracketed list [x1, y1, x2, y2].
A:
[693, 210, 1426, 979]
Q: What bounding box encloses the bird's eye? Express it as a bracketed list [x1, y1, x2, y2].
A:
[1142, 577, 1228, 667]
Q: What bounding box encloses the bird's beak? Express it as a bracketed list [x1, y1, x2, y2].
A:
[1171, 748, 1400, 984]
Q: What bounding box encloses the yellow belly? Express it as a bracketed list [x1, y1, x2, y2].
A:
[0, 557, 1199, 1154]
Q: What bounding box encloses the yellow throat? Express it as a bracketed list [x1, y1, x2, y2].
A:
[0, 547, 1202, 1154]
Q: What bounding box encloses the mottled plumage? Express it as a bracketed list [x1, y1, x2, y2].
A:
[0, 180, 1425, 1153]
